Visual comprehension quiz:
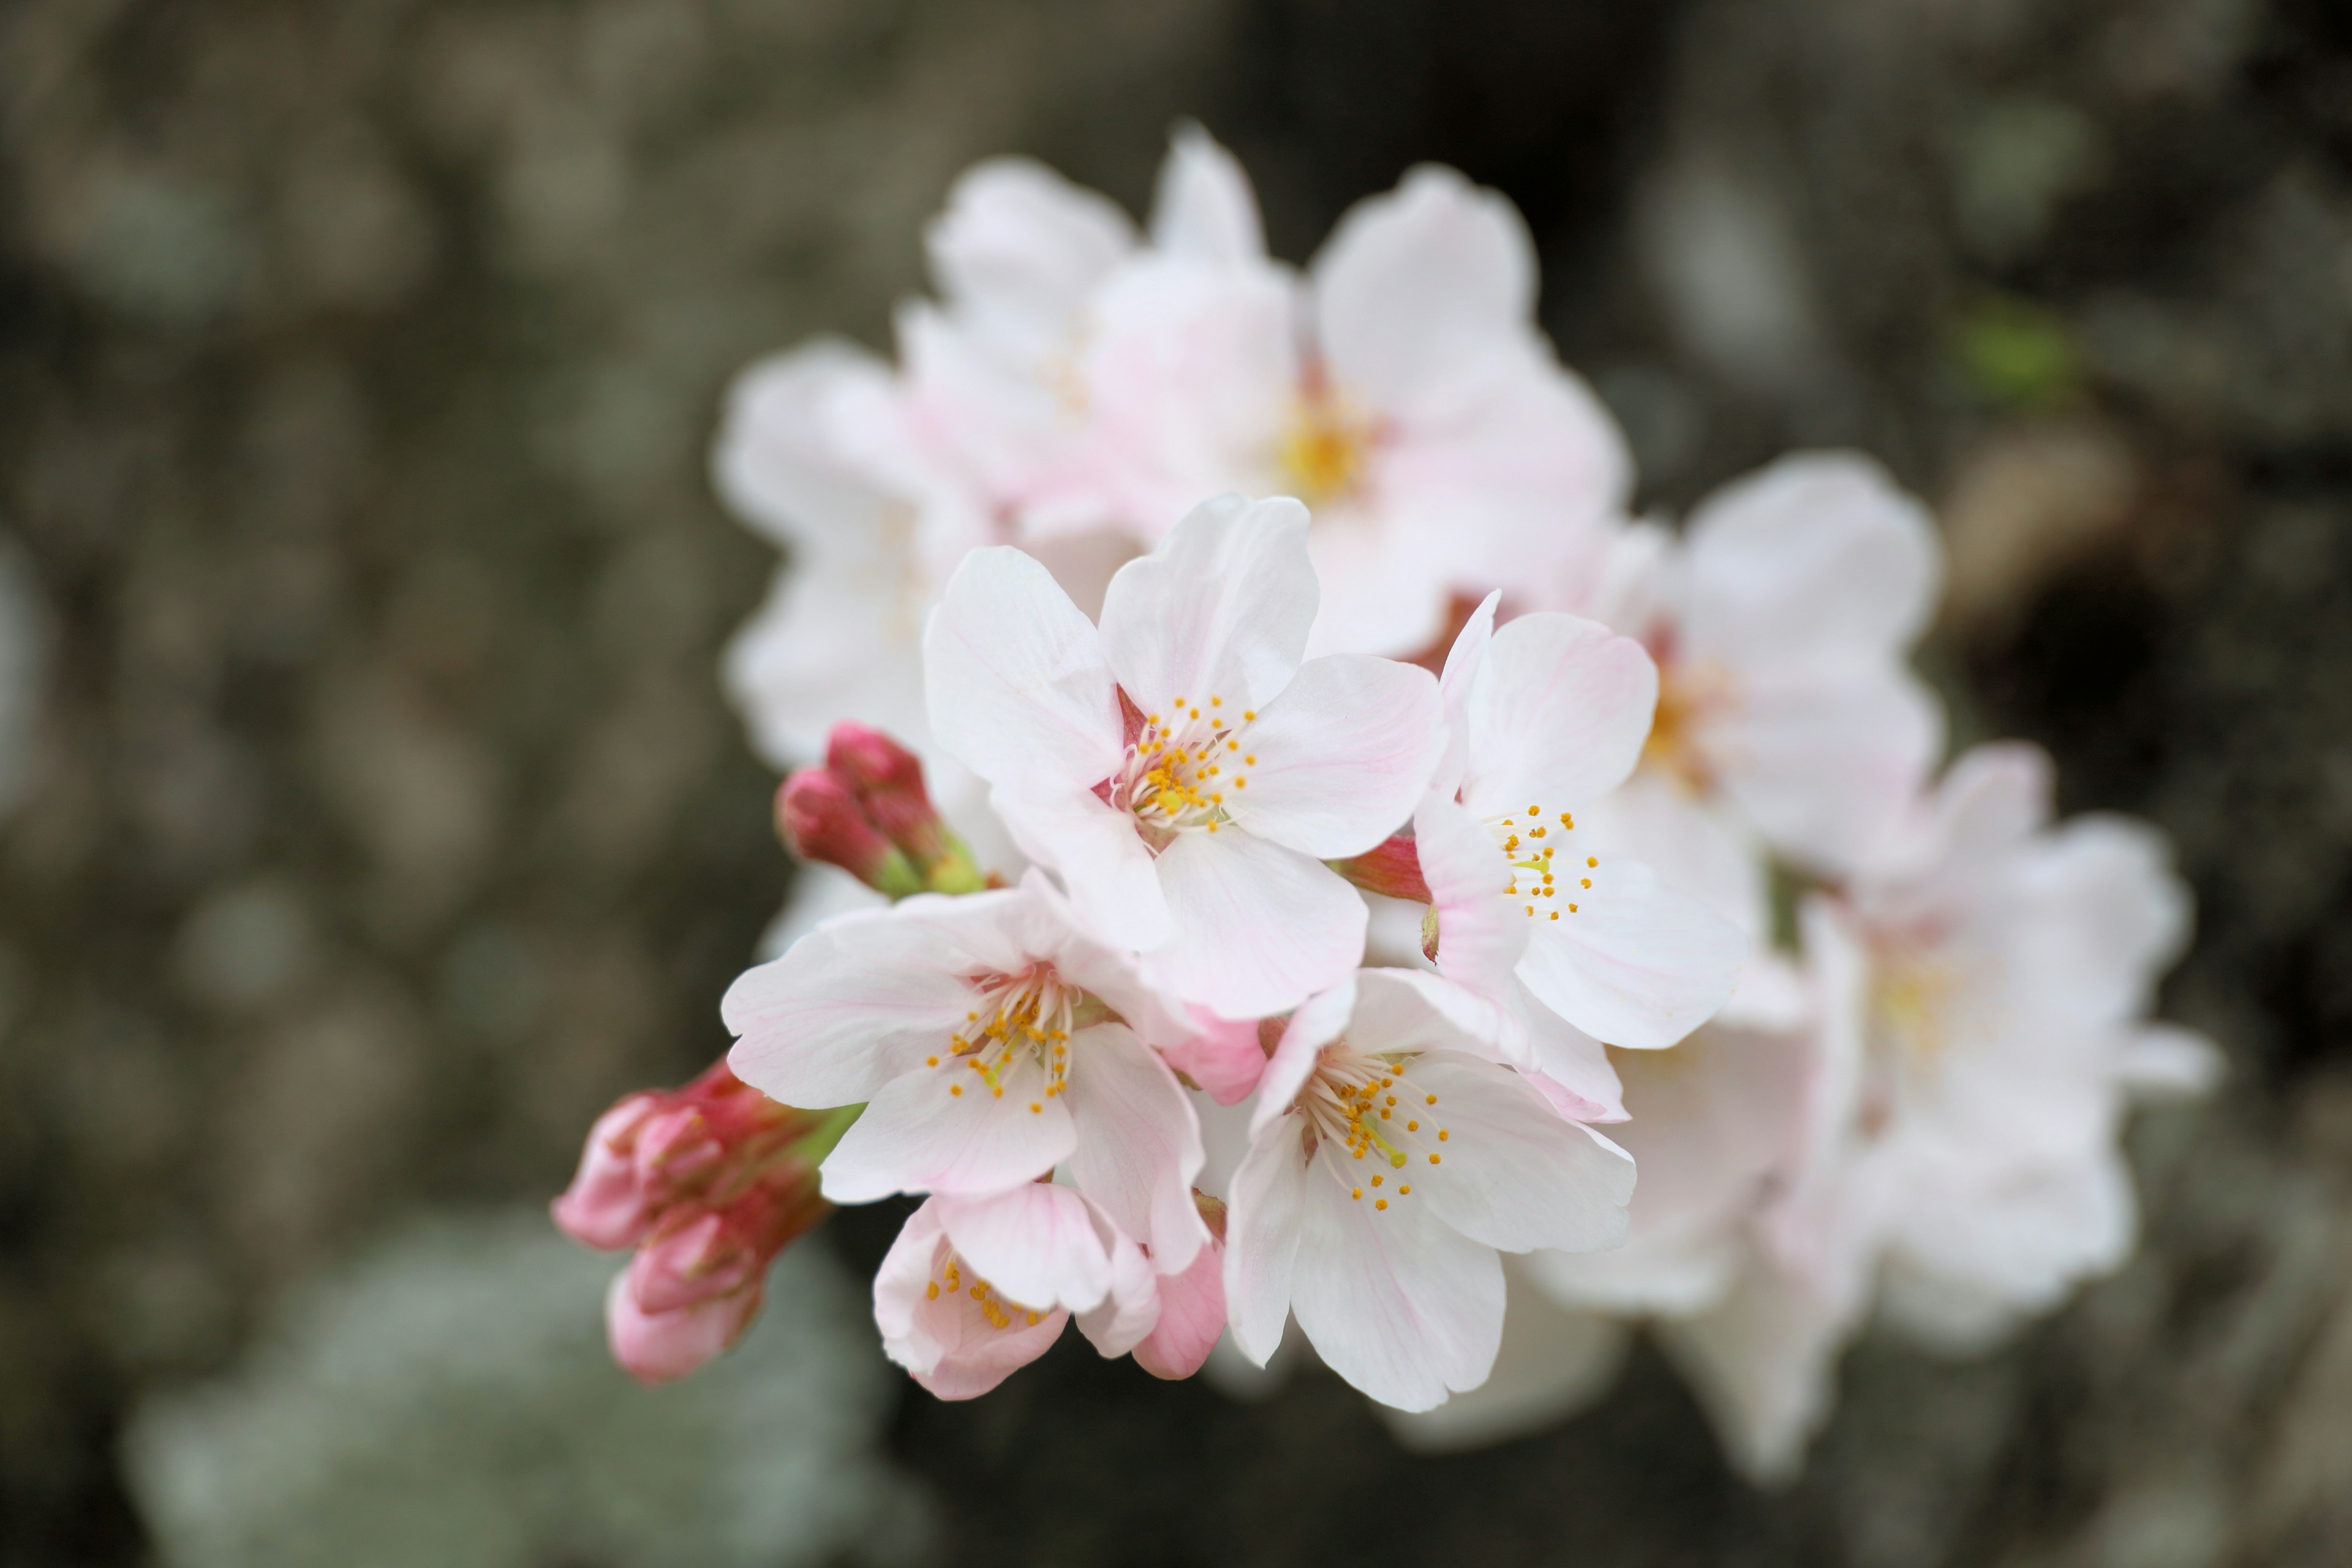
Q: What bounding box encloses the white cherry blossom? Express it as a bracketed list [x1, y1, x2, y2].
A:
[723, 872, 1210, 1272]
[1224, 968, 1634, 1412]
[924, 495, 1446, 1018]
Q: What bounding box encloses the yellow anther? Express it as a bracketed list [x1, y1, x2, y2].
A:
[991, 1086, 1003, 1098]
[1352, 1188, 1362, 1200]
[1375, 1199, 1388, 1210]
[926, 1281, 940, 1300]
[1244, 754, 1255, 764]
[1581, 878, 1591, 888]
[1586, 856, 1597, 867]
[1030, 1102, 1042, 1114]
[1399, 1184, 1411, 1195]
[1426, 1094, 1437, 1105]
[1430, 1153, 1442, 1164]
[1371, 1175, 1382, 1187]
[926, 1055, 939, 1066]
[1569, 902, 1578, 912]
[1243, 710, 1256, 720]
[1438, 1128, 1449, 1140]
[1407, 1120, 1419, 1131]
[951, 1084, 963, 1096]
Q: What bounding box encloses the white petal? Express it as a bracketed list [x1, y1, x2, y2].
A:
[936, 1182, 1116, 1314]
[1432, 591, 1501, 796]
[1098, 494, 1316, 715]
[1148, 123, 1264, 266]
[1516, 857, 1743, 1050]
[1225, 654, 1444, 857]
[1683, 451, 1940, 674]
[1313, 165, 1536, 412]
[1657, 1255, 1855, 1485]
[819, 1050, 1076, 1203]
[1413, 793, 1531, 1004]
[1512, 989, 1627, 1120]
[2119, 1023, 2224, 1101]
[1708, 666, 1942, 876]
[1463, 612, 1658, 815]
[1406, 1052, 1633, 1254]
[723, 896, 992, 1107]
[1145, 829, 1366, 1017]
[1223, 1123, 1310, 1365]
[712, 340, 900, 554]
[723, 558, 927, 769]
[1288, 1150, 1505, 1412]
[1382, 1261, 1629, 1452]
[924, 546, 1123, 793]
[1338, 968, 1510, 1062]
[925, 157, 1135, 362]
[992, 786, 1170, 952]
[1252, 977, 1360, 1139]
[1061, 1025, 1211, 1272]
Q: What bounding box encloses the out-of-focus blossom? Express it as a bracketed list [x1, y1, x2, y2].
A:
[924, 496, 1444, 1017]
[554, 1060, 846, 1384]
[1225, 968, 1634, 1411]
[1413, 598, 1744, 1114]
[1564, 454, 1943, 996]
[724, 872, 1210, 1272]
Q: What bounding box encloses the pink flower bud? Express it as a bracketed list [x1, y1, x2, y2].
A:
[552, 1093, 662, 1250]
[631, 1104, 724, 1197]
[605, 1267, 764, 1385]
[823, 722, 987, 893]
[776, 768, 921, 895]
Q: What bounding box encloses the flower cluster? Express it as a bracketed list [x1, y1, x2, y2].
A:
[556, 129, 2215, 1474]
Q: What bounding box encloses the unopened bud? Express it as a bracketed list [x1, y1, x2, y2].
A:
[552, 1094, 663, 1251]
[777, 768, 923, 897]
[823, 722, 987, 894]
[605, 1268, 763, 1385]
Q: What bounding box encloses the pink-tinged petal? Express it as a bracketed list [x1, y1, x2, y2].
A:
[1462, 613, 1658, 816]
[2119, 1023, 2224, 1102]
[722, 899, 987, 1108]
[605, 1268, 761, 1386]
[1288, 1152, 1505, 1412]
[1224, 655, 1445, 858]
[1300, 513, 1456, 659]
[819, 1052, 1075, 1203]
[1159, 1008, 1270, 1105]
[1073, 1217, 1164, 1359]
[924, 546, 1123, 793]
[1223, 1125, 1310, 1365]
[1413, 793, 1530, 1002]
[1709, 668, 1943, 876]
[1382, 1262, 1628, 1452]
[1312, 165, 1536, 413]
[1061, 1025, 1210, 1272]
[1512, 989, 1627, 1121]
[1683, 451, 1941, 674]
[992, 786, 1170, 952]
[935, 1182, 1117, 1316]
[1148, 123, 1264, 266]
[1098, 494, 1316, 715]
[1253, 979, 1360, 1138]
[1338, 967, 1511, 1063]
[1516, 857, 1743, 1050]
[925, 158, 1134, 361]
[1406, 1052, 1633, 1254]
[1431, 592, 1501, 796]
[875, 1200, 1069, 1400]
[1133, 1232, 1226, 1379]
[1657, 1254, 1855, 1485]
[1146, 829, 1366, 1018]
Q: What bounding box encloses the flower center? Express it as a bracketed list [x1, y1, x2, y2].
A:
[1485, 801, 1596, 922]
[1106, 694, 1257, 849]
[1277, 385, 1376, 510]
[1292, 1046, 1451, 1213]
[922, 1251, 1047, 1329]
[1855, 930, 1982, 1139]
[1642, 657, 1738, 794]
[925, 963, 1088, 1112]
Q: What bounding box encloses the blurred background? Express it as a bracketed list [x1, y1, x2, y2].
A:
[2, 0, 2349, 1563]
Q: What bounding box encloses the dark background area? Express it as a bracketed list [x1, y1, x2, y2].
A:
[2, 0, 2349, 1563]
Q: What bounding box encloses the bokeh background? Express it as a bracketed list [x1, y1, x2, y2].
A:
[3, 1, 2350, 1564]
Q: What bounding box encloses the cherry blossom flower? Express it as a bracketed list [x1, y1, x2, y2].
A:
[1041, 159, 1630, 657]
[1561, 453, 1944, 961]
[924, 494, 1446, 1017]
[1413, 598, 1744, 1113]
[723, 872, 1211, 1272]
[1224, 968, 1635, 1412]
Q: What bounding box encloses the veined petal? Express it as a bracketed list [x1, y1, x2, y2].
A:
[1512, 988, 1628, 1120]
[1414, 793, 1531, 1002]
[1224, 1123, 1310, 1366]
[1313, 165, 1536, 412]
[1062, 1025, 1211, 1272]
[1338, 967, 1512, 1063]
[1516, 858, 1743, 1050]
[1289, 1155, 1505, 1412]
[1432, 592, 1501, 796]
[1146, 829, 1366, 1017]
[1407, 1052, 1633, 1254]
[1148, 123, 1265, 266]
[992, 786, 1171, 952]
[1098, 494, 1316, 715]
[723, 896, 992, 1107]
[819, 1050, 1076, 1203]
[925, 546, 1123, 793]
[935, 1182, 1117, 1316]
[1225, 655, 1443, 857]
[1463, 613, 1658, 815]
